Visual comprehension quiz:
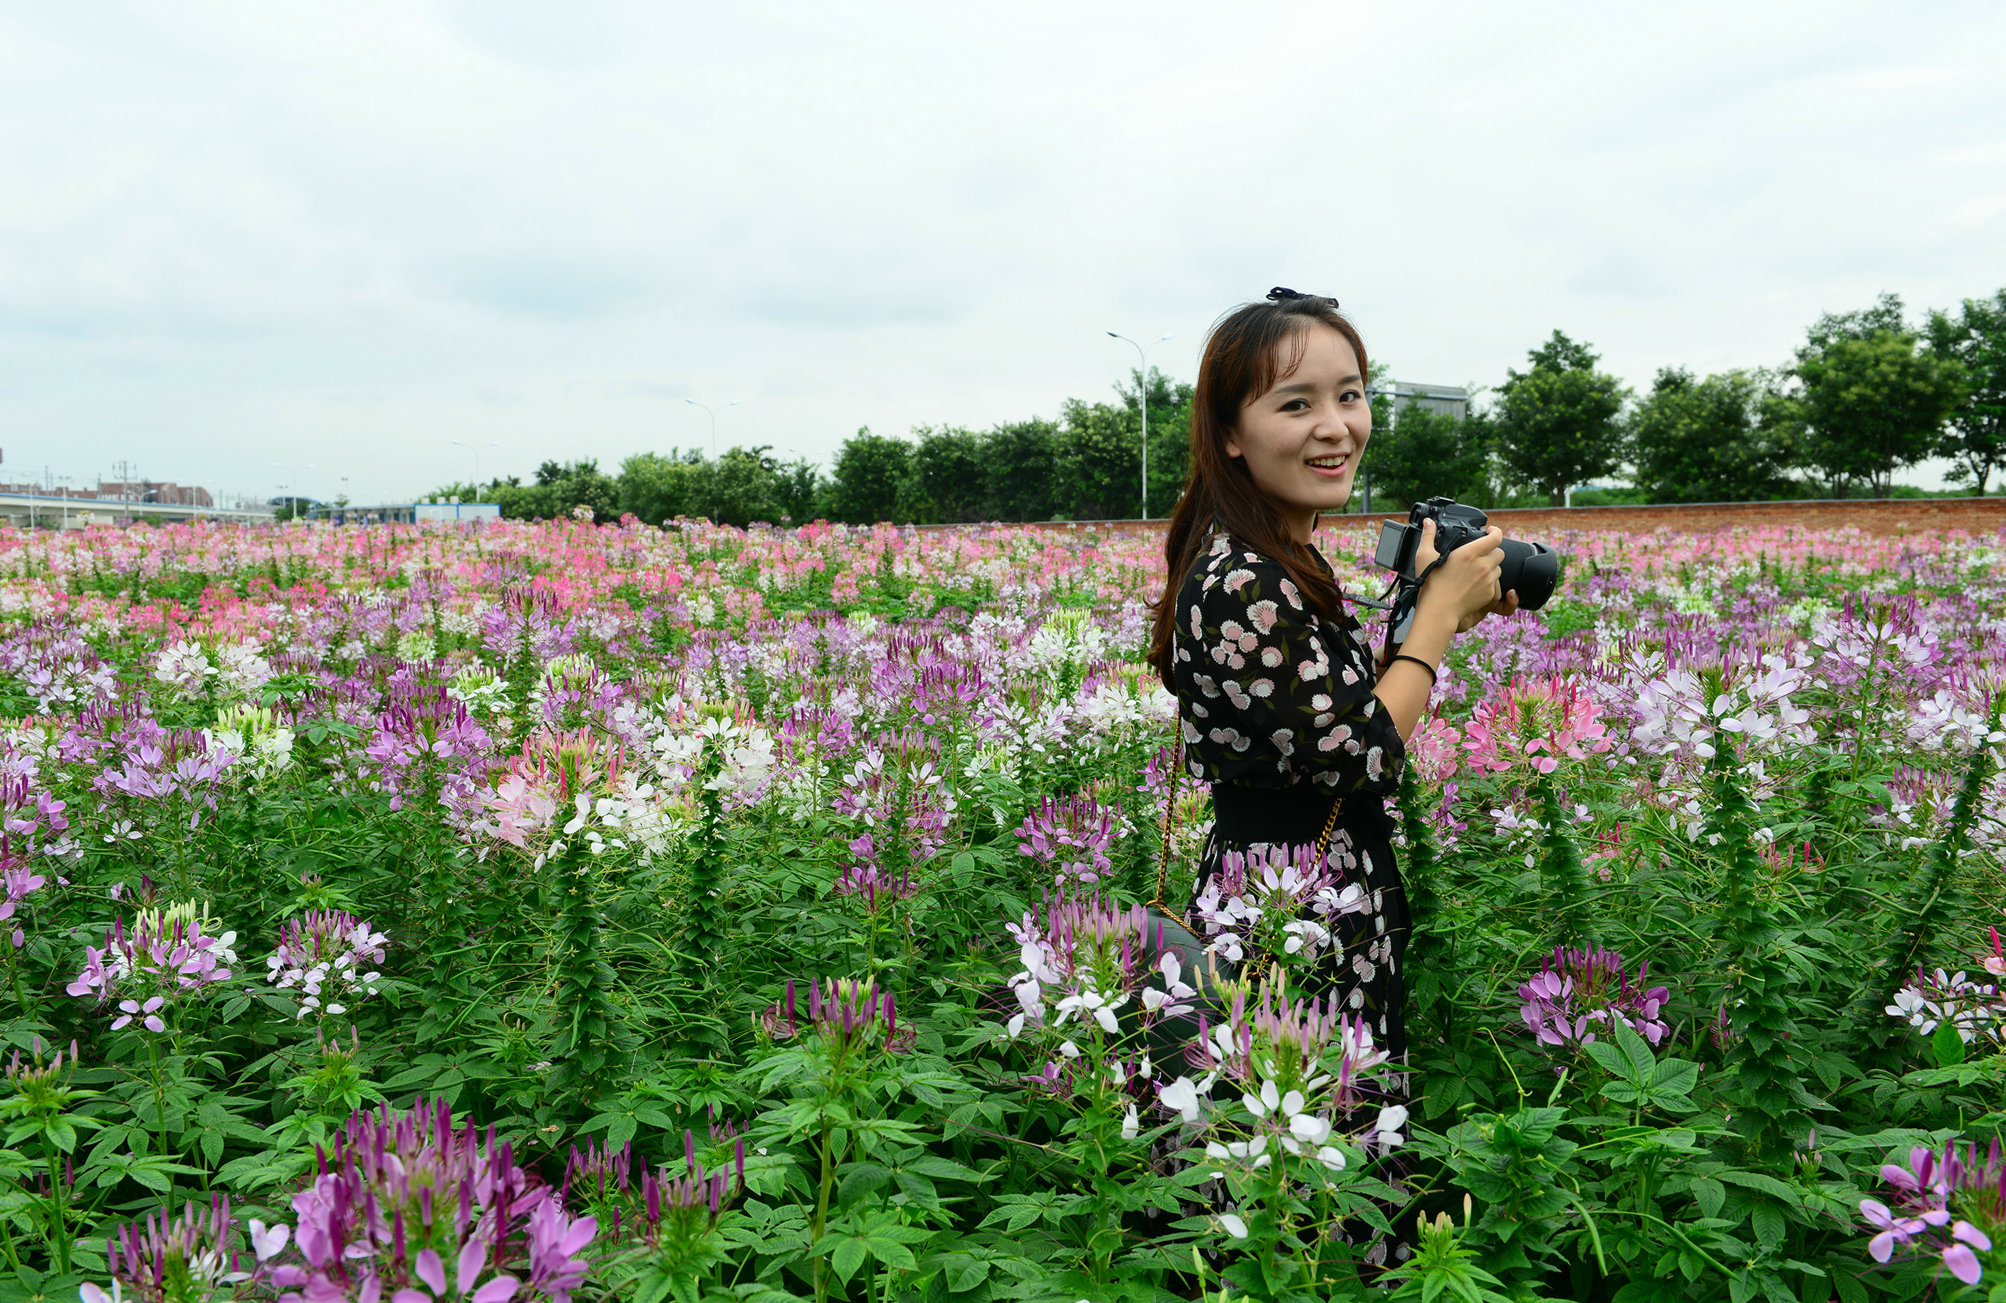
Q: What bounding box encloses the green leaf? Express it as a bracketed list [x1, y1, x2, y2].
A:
[1749, 1201, 1786, 1250]
[1930, 1021, 1967, 1068]
[1583, 1039, 1631, 1081]
[1691, 1177, 1726, 1220]
[941, 1252, 989, 1292]
[829, 1236, 869, 1283]
[1716, 1170, 1800, 1204]
[1612, 1022, 1657, 1082]
[1650, 1058, 1701, 1097]
[900, 1153, 987, 1183]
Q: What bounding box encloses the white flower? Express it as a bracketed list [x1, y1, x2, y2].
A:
[1242, 1078, 1281, 1120]
[1288, 1111, 1331, 1146]
[1218, 1212, 1249, 1239]
[248, 1219, 291, 1262]
[1121, 1104, 1139, 1141]
[1159, 1075, 1205, 1123]
[1315, 1145, 1347, 1172]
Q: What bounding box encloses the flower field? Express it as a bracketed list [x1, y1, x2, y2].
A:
[2, 514, 2004, 1302]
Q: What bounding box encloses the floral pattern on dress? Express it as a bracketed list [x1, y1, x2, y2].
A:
[1171, 531, 1406, 793]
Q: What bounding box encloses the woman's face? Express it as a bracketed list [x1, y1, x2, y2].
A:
[1226, 324, 1372, 541]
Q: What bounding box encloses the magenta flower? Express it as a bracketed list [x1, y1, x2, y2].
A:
[832, 861, 920, 913]
[1014, 794, 1121, 888]
[1405, 714, 1464, 786]
[1518, 946, 1671, 1054]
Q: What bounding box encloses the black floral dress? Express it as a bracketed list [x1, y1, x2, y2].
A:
[1169, 528, 1412, 1071]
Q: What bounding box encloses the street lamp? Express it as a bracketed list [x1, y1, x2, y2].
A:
[273, 462, 314, 521]
[684, 398, 741, 457]
[451, 440, 500, 501]
[1107, 332, 1174, 520]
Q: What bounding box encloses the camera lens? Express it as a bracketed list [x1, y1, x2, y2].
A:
[1499, 540, 1559, 610]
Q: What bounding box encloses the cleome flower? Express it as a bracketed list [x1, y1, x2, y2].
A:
[265, 910, 390, 1022]
[1013, 793, 1123, 889]
[1190, 843, 1368, 967]
[1002, 889, 1196, 1043]
[1518, 945, 1671, 1055]
[67, 905, 236, 1036]
[251, 1097, 598, 1303]
[1887, 966, 2004, 1047]
[1860, 1140, 2005, 1287]
[1463, 675, 1611, 777]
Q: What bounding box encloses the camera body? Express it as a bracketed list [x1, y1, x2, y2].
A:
[1372, 497, 1559, 613]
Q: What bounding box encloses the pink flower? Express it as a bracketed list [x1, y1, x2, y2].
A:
[1463, 676, 1610, 777]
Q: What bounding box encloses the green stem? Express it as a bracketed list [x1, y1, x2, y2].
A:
[812, 1119, 835, 1303]
[44, 1144, 69, 1274]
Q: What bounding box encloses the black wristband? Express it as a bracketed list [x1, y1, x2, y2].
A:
[1389, 653, 1439, 681]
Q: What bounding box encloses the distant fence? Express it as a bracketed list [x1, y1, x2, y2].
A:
[997, 497, 2006, 539]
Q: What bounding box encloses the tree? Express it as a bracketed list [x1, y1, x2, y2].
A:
[1926, 289, 2006, 494]
[1363, 402, 1492, 512]
[905, 426, 988, 523]
[1791, 294, 1966, 498]
[1492, 331, 1629, 506]
[826, 428, 912, 525]
[1116, 366, 1195, 517]
[494, 459, 620, 522]
[1052, 399, 1139, 521]
[978, 419, 1058, 522]
[618, 450, 706, 524]
[773, 456, 822, 523]
[1626, 368, 1798, 503]
[705, 447, 796, 527]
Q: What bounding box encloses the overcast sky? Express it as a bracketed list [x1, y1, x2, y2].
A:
[4, 0, 2003, 506]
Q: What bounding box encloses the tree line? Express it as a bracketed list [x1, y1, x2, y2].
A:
[1374, 288, 2005, 509]
[436, 287, 2005, 524]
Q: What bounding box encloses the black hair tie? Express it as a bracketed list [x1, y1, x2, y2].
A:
[1267, 286, 1339, 309]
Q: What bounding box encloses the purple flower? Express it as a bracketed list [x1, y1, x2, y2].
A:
[1517, 945, 1672, 1056]
[1013, 794, 1121, 888]
[111, 996, 165, 1034]
[255, 1097, 597, 1302]
[1860, 1138, 2005, 1286]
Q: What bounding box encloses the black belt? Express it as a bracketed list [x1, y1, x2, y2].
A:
[1210, 783, 1394, 849]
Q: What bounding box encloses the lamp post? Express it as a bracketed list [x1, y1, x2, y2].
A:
[684, 398, 741, 457]
[451, 440, 500, 501]
[1106, 332, 1174, 520]
[273, 462, 314, 521]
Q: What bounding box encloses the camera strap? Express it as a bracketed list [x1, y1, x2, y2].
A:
[1382, 554, 1448, 665]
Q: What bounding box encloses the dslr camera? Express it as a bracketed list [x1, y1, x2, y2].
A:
[1372, 498, 1560, 624]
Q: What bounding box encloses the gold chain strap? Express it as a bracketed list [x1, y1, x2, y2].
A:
[1152, 728, 1347, 918]
[1151, 737, 1182, 909]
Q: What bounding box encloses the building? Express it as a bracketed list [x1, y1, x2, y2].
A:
[331, 501, 503, 525]
[1370, 381, 1471, 424]
[98, 480, 215, 508]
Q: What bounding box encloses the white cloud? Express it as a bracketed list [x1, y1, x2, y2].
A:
[0, 0, 2002, 502]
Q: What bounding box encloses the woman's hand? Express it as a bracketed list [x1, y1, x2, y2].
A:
[1413, 520, 1506, 630]
[1456, 589, 1519, 633]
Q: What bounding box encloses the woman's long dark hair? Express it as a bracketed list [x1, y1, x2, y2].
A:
[1147, 296, 1370, 691]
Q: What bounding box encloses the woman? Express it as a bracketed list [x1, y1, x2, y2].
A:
[1147, 288, 1516, 1088]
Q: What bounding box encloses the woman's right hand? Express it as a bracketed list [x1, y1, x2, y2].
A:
[1413, 519, 1506, 630]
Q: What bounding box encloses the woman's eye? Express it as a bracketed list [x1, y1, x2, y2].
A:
[1340, 390, 1362, 404]
[1281, 399, 1309, 412]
